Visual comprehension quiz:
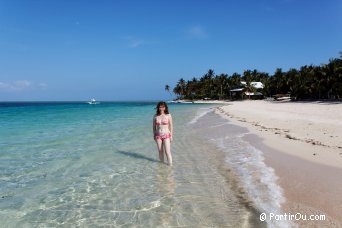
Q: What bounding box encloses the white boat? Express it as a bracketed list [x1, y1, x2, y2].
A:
[87, 98, 99, 104]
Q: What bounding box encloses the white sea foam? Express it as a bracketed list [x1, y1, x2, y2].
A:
[188, 107, 213, 125]
[212, 134, 294, 228]
[195, 109, 294, 228]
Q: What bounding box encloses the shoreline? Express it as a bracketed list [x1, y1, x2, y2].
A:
[215, 100, 342, 227]
[169, 99, 230, 104]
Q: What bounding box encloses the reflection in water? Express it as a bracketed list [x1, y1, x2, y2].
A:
[156, 164, 176, 226]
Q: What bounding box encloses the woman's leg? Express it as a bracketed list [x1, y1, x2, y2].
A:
[163, 138, 172, 166]
[156, 139, 164, 162]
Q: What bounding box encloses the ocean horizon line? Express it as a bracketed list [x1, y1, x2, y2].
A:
[0, 100, 167, 103]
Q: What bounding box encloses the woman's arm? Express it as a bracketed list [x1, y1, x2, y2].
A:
[169, 114, 173, 142]
[152, 115, 156, 140]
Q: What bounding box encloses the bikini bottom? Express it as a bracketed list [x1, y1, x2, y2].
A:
[155, 133, 171, 141]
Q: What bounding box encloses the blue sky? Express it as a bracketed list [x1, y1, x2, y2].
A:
[0, 0, 341, 101]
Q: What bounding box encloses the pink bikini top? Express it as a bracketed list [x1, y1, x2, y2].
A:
[155, 115, 169, 125]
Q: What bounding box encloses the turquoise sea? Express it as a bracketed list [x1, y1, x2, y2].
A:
[0, 102, 287, 227]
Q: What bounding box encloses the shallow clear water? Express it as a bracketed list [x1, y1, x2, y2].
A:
[0, 102, 283, 227]
[190, 111, 291, 228]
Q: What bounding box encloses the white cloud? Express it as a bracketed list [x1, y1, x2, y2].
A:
[129, 40, 143, 48]
[38, 83, 48, 90]
[186, 25, 208, 39]
[124, 36, 144, 48]
[14, 80, 32, 88]
[0, 80, 47, 92]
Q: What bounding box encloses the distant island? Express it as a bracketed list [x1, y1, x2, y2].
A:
[166, 52, 342, 101]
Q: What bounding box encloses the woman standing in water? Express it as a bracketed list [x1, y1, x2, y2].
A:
[153, 101, 173, 165]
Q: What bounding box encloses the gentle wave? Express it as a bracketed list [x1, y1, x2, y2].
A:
[188, 107, 214, 125]
[213, 134, 292, 228]
[191, 111, 293, 228]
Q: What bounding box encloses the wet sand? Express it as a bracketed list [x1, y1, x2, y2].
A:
[172, 120, 267, 227]
[215, 100, 342, 227]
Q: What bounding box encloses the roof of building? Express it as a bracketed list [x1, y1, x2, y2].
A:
[230, 88, 244, 92]
[251, 82, 264, 89]
[245, 92, 263, 96]
[240, 81, 264, 89]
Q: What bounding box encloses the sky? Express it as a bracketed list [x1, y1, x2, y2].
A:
[0, 0, 341, 101]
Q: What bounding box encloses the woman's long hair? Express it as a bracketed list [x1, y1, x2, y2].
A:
[156, 101, 169, 115]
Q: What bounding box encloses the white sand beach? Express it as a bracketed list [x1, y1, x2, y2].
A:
[216, 100, 342, 227]
[170, 99, 230, 104]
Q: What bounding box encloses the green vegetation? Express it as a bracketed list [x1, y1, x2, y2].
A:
[169, 53, 342, 100]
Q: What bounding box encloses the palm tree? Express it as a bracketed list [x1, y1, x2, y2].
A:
[170, 52, 342, 101]
[173, 78, 186, 99]
[325, 58, 342, 99]
[190, 77, 199, 98]
[242, 70, 252, 82]
[165, 85, 172, 99]
[215, 73, 229, 100]
[228, 73, 242, 99]
[274, 68, 286, 94]
[179, 78, 186, 98]
[259, 72, 270, 97]
[230, 73, 241, 88]
[321, 62, 335, 99]
[243, 70, 254, 99]
[173, 84, 182, 99]
[204, 69, 215, 98]
[251, 69, 261, 81]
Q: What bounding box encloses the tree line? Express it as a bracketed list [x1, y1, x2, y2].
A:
[166, 53, 342, 100]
